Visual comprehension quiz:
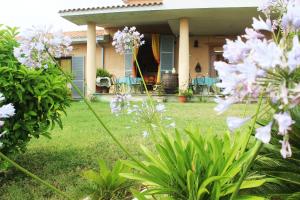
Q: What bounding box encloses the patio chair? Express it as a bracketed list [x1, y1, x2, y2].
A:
[130, 77, 143, 94]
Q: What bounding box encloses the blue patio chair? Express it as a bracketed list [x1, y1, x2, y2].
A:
[116, 76, 142, 94]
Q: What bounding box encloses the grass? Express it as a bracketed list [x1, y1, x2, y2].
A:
[0, 101, 256, 200]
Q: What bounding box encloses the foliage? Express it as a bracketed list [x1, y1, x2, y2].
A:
[121, 129, 276, 200]
[0, 65, 71, 155]
[0, 102, 256, 199]
[254, 106, 300, 199]
[83, 160, 134, 200]
[0, 25, 19, 67]
[0, 25, 71, 156]
[96, 68, 112, 78]
[179, 89, 193, 98]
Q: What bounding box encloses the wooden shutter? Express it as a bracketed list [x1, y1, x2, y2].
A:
[124, 51, 133, 76]
[160, 35, 175, 73]
[71, 56, 85, 99]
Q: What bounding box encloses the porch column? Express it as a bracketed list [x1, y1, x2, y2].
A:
[86, 22, 97, 96]
[178, 18, 190, 91]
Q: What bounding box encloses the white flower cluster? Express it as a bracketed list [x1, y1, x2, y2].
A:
[14, 26, 73, 69]
[129, 101, 176, 133]
[0, 93, 15, 148]
[112, 26, 145, 54]
[110, 95, 175, 137]
[110, 94, 132, 116]
[215, 0, 300, 158]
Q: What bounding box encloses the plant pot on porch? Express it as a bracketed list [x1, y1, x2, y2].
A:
[96, 77, 112, 94]
[178, 95, 187, 103]
[96, 85, 110, 93]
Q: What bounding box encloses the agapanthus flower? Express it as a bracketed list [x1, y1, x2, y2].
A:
[282, 1, 300, 31]
[214, 0, 300, 158]
[252, 17, 273, 31]
[255, 122, 273, 144]
[14, 26, 73, 69]
[258, 0, 278, 14]
[227, 117, 251, 132]
[288, 35, 300, 72]
[274, 112, 295, 135]
[280, 139, 292, 158]
[110, 94, 131, 115]
[0, 93, 15, 148]
[112, 26, 145, 54]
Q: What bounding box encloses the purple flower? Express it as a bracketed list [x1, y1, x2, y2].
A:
[274, 112, 295, 135]
[223, 37, 250, 63]
[282, 2, 300, 31]
[112, 26, 145, 54]
[227, 117, 250, 132]
[214, 97, 237, 114]
[14, 26, 73, 69]
[243, 28, 264, 40]
[252, 17, 273, 32]
[0, 93, 15, 142]
[255, 122, 273, 144]
[258, 0, 278, 14]
[252, 40, 283, 69]
[288, 35, 300, 72]
[280, 139, 292, 158]
[110, 94, 131, 115]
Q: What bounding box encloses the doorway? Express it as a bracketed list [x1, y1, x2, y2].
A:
[135, 35, 158, 88]
[209, 46, 225, 77]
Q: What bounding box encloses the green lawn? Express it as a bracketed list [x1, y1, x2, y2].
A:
[0, 102, 256, 200]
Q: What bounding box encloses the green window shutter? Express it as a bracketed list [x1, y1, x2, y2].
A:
[124, 50, 133, 76]
[160, 35, 175, 73]
[71, 56, 85, 99]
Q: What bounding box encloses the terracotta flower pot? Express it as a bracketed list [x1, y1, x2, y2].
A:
[178, 95, 187, 103]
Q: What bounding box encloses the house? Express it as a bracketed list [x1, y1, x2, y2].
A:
[59, 0, 260, 97]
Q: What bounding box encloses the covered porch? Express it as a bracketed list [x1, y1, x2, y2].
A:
[59, 1, 259, 96]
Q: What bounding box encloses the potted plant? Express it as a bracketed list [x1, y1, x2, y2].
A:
[154, 83, 167, 103]
[96, 68, 112, 93]
[178, 89, 193, 103]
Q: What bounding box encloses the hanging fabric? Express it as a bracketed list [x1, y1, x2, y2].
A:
[132, 47, 139, 77]
[152, 34, 160, 83]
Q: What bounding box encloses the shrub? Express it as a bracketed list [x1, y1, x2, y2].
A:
[96, 68, 112, 78]
[0, 25, 71, 155]
[122, 129, 277, 200]
[83, 160, 134, 200]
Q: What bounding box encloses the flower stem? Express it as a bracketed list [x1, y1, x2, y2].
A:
[241, 94, 264, 154]
[230, 94, 264, 200]
[0, 152, 73, 200]
[48, 54, 148, 172]
[229, 141, 263, 200]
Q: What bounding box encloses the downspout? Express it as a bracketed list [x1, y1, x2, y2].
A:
[101, 46, 105, 69]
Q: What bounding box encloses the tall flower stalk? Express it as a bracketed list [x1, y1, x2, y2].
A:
[112, 27, 175, 136]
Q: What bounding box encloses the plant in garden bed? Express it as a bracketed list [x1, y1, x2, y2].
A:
[121, 129, 277, 200]
[82, 160, 135, 200]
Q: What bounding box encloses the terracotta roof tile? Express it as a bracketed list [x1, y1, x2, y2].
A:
[59, 1, 163, 14]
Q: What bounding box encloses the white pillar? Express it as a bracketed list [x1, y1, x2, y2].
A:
[178, 18, 190, 91]
[86, 22, 97, 96]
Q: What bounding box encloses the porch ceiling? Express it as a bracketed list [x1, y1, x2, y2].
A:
[61, 7, 259, 36]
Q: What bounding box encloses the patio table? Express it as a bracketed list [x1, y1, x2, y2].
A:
[192, 77, 219, 95]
